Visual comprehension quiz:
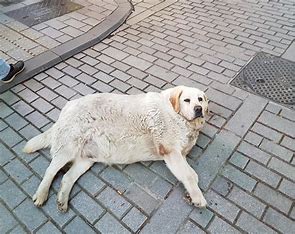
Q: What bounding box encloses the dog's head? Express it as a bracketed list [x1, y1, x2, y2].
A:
[166, 86, 209, 122]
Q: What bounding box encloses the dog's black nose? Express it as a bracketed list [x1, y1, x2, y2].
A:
[194, 105, 203, 118]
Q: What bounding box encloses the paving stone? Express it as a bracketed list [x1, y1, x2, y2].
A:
[11, 101, 33, 117]
[194, 130, 241, 190]
[0, 168, 8, 184]
[63, 66, 82, 77]
[100, 166, 132, 192]
[207, 216, 240, 234]
[263, 208, 295, 234]
[73, 83, 95, 95]
[150, 161, 177, 184]
[96, 187, 131, 219]
[110, 79, 131, 92]
[55, 85, 77, 99]
[225, 95, 267, 137]
[0, 91, 20, 105]
[77, 171, 105, 196]
[40, 77, 61, 90]
[9, 224, 26, 234]
[265, 102, 281, 114]
[245, 160, 281, 188]
[13, 199, 47, 232]
[124, 183, 159, 215]
[29, 156, 50, 177]
[0, 142, 15, 166]
[31, 98, 54, 114]
[268, 157, 295, 181]
[111, 70, 131, 82]
[222, 164, 256, 192]
[18, 88, 39, 103]
[206, 88, 241, 111]
[258, 111, 295, 138]
[228, 186, 266, 218]
[19, 124, 42, 140]
[237, 141, 270, 165]
[260, 138, 293, 162]
[102, 46, 129, 60]
[148, 176, 173, 199]
[64, 217, 96, 234]
[211, 176, 233, 196]
[45, 67, 64, 79]
[0, 179, 26, 209]
[0, 128, 22, 147]
[95, 213, 131, 234]
[72, 191, 104, 224]
[122, 207, 147, 232]
[254, 183, 292, 214]
[146, 65, 178, 82]
[206, 189, 240, 223]
[26, 111, 50, 128]
[189, 208, 214, 228]
[280, 136, 295, 151]
[5, 112, 28, 131]
[4, 158, 32, 184]
[178, 220, 206, 234]
[208, 115, 226, 128]
[42, 194, 75, 227]
[36, 222, 61, 234]
[280, 108, 295, 121]
[0, 203, 18, 233]
[244, 131, 263, 146]
[24, 79, 44, 92]
[21, 175, 40, 198]
[0, 102, 13, 119]
[236, 212, 277, 234]
[229, 152, 249, 169]
[141, 186, 193, 234]
[278, 179, 295, 199]
[251, 122, 283, 142]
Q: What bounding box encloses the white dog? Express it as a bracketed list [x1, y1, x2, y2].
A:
[23, 85, 209, 212]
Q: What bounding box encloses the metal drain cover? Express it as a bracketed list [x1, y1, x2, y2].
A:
[5, 0, 83, 27]
[231, 52, 295, 108]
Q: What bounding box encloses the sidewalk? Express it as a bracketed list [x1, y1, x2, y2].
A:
[1, 0, 295, 233]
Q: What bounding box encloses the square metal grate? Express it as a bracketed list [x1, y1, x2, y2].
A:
[231, 52, 294, 109]
[5, 0, 83, 27]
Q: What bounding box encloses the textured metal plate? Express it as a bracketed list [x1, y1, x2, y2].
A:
[5, 0, 83, 27]
[231, 52, 295, 108]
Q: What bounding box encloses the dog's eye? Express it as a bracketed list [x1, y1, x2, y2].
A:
[184, 98, 190, 103]
[198, 97, 203, 102]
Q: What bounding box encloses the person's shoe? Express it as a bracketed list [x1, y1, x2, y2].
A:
[2, 61, 25, 83]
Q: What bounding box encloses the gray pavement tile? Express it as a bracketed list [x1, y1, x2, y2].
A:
[31, 98, 54, 114]
[260, 138, 293, 162]
[263, 208, 295, 234]
[0, 168, 8, 184]
[0, 203, 18, 233]
[228, 186, 266, 219]
[0, 179, 26, 209]
[0, 142, 15, 166]
[76, 73, 96, 85]
[194, 130, 241, 190]
[95, 213, 131, 234]
[236, 211, 277, 234]
[13, 198, 47, 231]
[0, 127, 23, 147]
[244, 131, 263, 146]
[237, 141, 270, 165]
[278, 179, 295, 199]
[22, 175, 41, 198]
[12, 100, 34, 116]
[245, 160, 281, 188]
[36, 221, 62, 234]
[178, 220, 206, 234]
[41, 77, 62, 89]
[19, 124, 42, 140]
[77, 171, 105, 196]
[37, 87, 58, 101]
[251, 122, 283, 143]
[211, 176, 233, 197]
[222, 164, 257, 192]
[26, 111, 50, 128]
[79, 64, 98, 75]
[189, 208, 214, 228]
[64, 216, 96, 234]
[254, 183, 292, 215]
[72, 191, 104, 224]
[229, 152, 249, 169]
[9, 224, 26, 234]
[5, 112, 28, 131]
[29, 156, 50, 177]
[4, 158, 32, 184]
[0, 102, 14, 118]
[207, 216, 240, 234]
[140, 186, 193, 234]
[12, 141, 39, 163]
[122, 207, 147, 232]
[268, 157, 295, 181]
[96, 187, 131, 219]
[150, 161, 177, 184]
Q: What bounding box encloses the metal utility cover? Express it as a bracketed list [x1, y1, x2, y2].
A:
[231, 52, 294, 108]
[5, 0, 83, 27]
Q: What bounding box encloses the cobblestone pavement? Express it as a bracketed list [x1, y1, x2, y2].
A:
[1, 0, 295, 233]
[0, 0, 118, 64]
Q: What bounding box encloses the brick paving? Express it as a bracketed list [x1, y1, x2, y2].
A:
[1, 0, 295, 233]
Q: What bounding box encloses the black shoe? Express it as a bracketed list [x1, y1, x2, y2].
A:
[2, 61, 25, 83]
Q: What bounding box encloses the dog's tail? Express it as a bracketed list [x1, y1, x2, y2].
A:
[23, 128, 52, 154]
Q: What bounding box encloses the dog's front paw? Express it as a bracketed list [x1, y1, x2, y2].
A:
[57, 191, 68, 212]
[191, 194, 207, 208]
[32, 191, 48, 207]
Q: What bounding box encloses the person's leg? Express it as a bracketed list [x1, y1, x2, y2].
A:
[0, 59, 25, 83]
[0, 59, 11, 80]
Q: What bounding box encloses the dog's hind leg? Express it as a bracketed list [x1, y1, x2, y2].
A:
[57, 158, 93, 212]
[33, 153, 72, 207]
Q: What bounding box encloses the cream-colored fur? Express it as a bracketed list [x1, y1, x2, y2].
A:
[23, 86, 209, 212]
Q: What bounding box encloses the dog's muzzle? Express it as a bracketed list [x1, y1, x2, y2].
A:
[194, 105, 203, 118]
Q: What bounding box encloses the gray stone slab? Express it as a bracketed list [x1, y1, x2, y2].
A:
[225, 95, 267, 137]
[64, 217, 96, 234]
[208, 216, 240, 234]
[3, 158, 32, 184]
[189, 208, 214, 228]
[268, 157, 295, 181]
[95, 213, 131, 234]
[0, 203, 18, 233]
[122, 207, 147, 232]
[140, 186, 193, 234]
[282, 40, 295, 62]
[194, 130, 241, 190]
[0, 179, 26, 209]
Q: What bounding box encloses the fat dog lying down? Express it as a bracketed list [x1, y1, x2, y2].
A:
[24, 85, 209, 212]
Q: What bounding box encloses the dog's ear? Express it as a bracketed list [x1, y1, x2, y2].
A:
[169, 87, 183, 113]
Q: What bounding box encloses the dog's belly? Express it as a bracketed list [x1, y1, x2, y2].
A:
[83, 133, 162, 164]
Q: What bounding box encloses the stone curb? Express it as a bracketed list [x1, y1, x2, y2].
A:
[0, 0, 133, 94]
